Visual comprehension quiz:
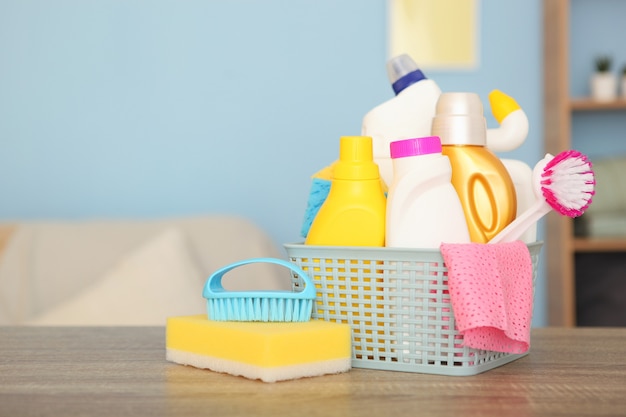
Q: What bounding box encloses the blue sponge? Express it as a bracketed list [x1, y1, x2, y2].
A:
[300, 178, 331, 239]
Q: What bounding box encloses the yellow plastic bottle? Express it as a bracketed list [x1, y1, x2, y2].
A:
[305, 136, 386, 247]
[431, 92, 517, 243]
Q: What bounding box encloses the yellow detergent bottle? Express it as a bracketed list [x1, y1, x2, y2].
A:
[305, 136, 386, 247]
[431, 92, 517, 243]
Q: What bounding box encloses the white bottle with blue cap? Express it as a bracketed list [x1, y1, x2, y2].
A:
[361, 54, 442, 188]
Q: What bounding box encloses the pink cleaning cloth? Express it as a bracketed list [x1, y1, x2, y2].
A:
[439, 241, 533, 354]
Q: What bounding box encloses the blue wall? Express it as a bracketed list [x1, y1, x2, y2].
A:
[570, 0, 626, 159]
[0, 0, 548, 325]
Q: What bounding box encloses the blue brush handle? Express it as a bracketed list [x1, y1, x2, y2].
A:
[202, 257, 316, 300]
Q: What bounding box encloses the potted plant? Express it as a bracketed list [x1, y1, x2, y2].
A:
[621, 64, 626, 99]
[590, 55, 617, 101]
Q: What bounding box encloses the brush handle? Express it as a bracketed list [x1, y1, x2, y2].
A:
[489, 199, 552, 244]
[203, 257, 316, 299]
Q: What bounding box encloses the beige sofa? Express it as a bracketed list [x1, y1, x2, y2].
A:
[0, 215, 292, 326]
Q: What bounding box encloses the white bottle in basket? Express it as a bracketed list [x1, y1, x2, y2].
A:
[385, 136, 471, 248]
[361, 54, 442, 188]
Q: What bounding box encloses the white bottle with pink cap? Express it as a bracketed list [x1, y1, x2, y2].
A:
[385, 136, 471, 249]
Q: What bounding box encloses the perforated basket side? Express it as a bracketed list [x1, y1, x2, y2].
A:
[284, 242, 543, 376]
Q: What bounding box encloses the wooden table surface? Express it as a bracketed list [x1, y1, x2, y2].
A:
[1, 326, 625, 417]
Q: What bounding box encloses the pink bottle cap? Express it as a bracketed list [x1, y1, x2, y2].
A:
[390, 136, 442, 159]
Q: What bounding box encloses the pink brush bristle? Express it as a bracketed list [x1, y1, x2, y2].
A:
[541, 150, 595, 217]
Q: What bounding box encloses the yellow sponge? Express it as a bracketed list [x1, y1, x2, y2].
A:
[166, 315, 352, 382]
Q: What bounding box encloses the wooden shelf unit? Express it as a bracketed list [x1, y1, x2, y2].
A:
[543, 0, 626, 326]
[573, 237, 626, 252]
[570, 98, 626, 111]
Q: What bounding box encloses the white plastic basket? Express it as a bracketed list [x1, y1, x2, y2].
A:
[284, 242, 543, 376]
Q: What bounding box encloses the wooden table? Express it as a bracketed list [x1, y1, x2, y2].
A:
[1, 327, 625, 417]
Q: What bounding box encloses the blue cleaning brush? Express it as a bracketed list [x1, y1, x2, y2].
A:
[203, 258, 316, 322]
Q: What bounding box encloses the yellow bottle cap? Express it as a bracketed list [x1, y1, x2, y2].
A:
[333, 136, 380, 180]
[489, 89, 521, 124]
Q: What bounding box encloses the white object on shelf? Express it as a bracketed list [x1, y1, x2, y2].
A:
[590, 72, 617, 101]
[485, 90, 536, 243]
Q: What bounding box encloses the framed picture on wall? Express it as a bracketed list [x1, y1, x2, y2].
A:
[387, 0, 479, 70]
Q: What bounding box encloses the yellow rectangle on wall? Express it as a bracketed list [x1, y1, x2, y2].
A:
[388, 0, 479, 69]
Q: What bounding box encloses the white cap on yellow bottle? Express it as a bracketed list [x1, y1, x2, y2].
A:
[431, 92, 487, 146]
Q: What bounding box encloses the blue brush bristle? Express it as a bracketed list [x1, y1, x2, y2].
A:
[203, 258, 316, 323]
[207, 298, 313, 322]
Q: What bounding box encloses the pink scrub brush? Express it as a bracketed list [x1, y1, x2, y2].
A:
[489, 150, 595, 244]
